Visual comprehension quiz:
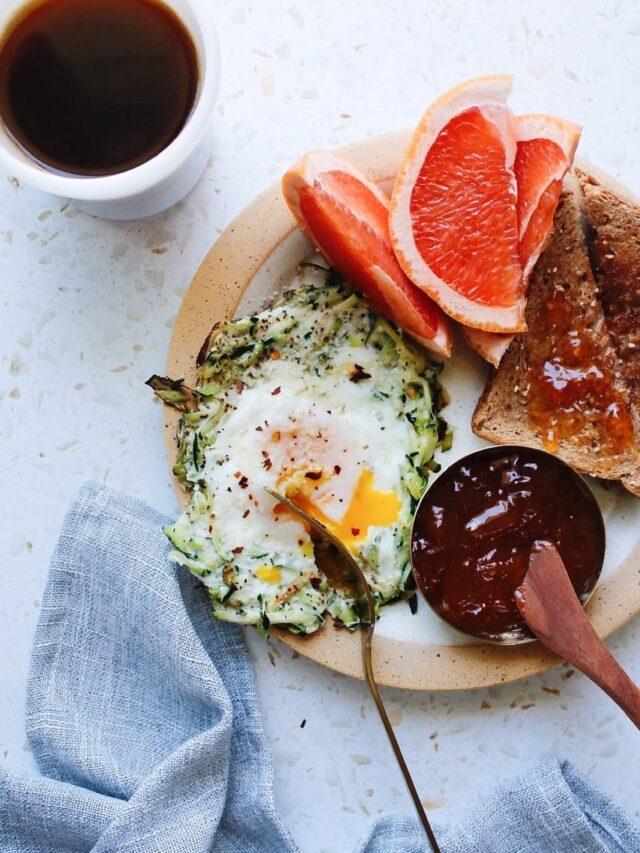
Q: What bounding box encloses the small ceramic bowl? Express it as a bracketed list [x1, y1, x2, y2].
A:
[0, 0, 220, 220]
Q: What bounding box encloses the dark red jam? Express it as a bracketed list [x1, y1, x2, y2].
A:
[411, 446, 605, 640]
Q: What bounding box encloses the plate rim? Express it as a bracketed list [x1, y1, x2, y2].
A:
[164, 129, 640, 690]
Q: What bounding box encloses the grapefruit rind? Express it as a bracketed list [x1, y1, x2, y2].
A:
[462, 327, 512, 368]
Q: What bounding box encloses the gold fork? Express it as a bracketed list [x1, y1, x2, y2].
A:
[266, 488, 441, 853]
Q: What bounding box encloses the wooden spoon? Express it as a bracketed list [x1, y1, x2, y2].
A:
[515, 542, 640, 728]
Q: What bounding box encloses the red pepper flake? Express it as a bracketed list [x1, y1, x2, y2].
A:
[270, 349, 281, 360]
[349, 364, 371, 383]
[232, 546, 244, 555]
[233, 471, 242, 479]
[262, 458, 273, 471]
[271, 386, 281, 396]
[351, 527, 360, 536]
[272, 431, 281, 442]
[305, 470, 322, 481]
[310, 577, 320, 590]
[208, 525, 213, 534]
[235, 380, 245, 394]
[261, 451, 269, 458]
[334, 465, 341, 475]
[242, 509, 250, 519]
[239, 476, 249, 489]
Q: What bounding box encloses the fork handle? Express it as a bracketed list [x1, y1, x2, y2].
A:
[363, 630, 441, 853]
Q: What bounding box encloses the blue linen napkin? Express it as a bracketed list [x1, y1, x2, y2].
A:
[1, 482, 639, 853]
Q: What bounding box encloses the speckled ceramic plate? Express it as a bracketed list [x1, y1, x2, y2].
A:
[164, 130, 640, 690]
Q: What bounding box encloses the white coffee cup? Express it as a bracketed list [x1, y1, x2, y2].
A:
[0, 0, 220, 220]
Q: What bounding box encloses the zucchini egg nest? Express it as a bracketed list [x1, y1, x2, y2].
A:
[151, 270, 448, 635]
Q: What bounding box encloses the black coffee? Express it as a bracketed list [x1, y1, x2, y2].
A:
[0, 0, 199, 176]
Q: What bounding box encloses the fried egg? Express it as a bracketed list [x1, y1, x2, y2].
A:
[162, 274, 445, 633]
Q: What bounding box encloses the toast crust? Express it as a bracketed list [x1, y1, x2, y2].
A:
[578, 170, 640, 404]
[577, 169, 640, 494]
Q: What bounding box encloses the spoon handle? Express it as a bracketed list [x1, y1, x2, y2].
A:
[516, 544, 640, 729]
[362, 627, 441, 853]
[576, 633, 640, 728]
[265, 489, 441, 849]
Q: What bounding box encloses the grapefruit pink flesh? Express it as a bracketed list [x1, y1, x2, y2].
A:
[282, 153, 453, 358]
[514, 135, 569, 272]
[389, 75, 527, 333]
[518, 178, 563, 271]
[409, 107, 522, 309]
[515, 138, 567, 237]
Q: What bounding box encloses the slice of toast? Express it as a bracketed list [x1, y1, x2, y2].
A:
[472, 176, 640, 496]
[578, 169, 640, 408]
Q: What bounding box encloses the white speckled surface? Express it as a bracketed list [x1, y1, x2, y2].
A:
[1, 1, 639, 850]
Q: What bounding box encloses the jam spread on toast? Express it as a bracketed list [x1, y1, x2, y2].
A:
[524, 280, 635, 454]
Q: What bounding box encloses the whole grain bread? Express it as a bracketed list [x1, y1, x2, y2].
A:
[578, 170, 640, 407]
[472, 175, 640, 496]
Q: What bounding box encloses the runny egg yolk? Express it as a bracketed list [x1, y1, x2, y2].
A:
[255, 565, 283, 584]
[295, 468, 401, 546]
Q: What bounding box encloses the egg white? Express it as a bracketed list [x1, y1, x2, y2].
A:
[203, 355, 411, 596]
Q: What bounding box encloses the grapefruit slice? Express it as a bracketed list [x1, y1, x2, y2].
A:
[389, 75, 525, 334]
[282, 150, 453, 358]
[514, 113, 581, 276]
[464, 114, 581, 365]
